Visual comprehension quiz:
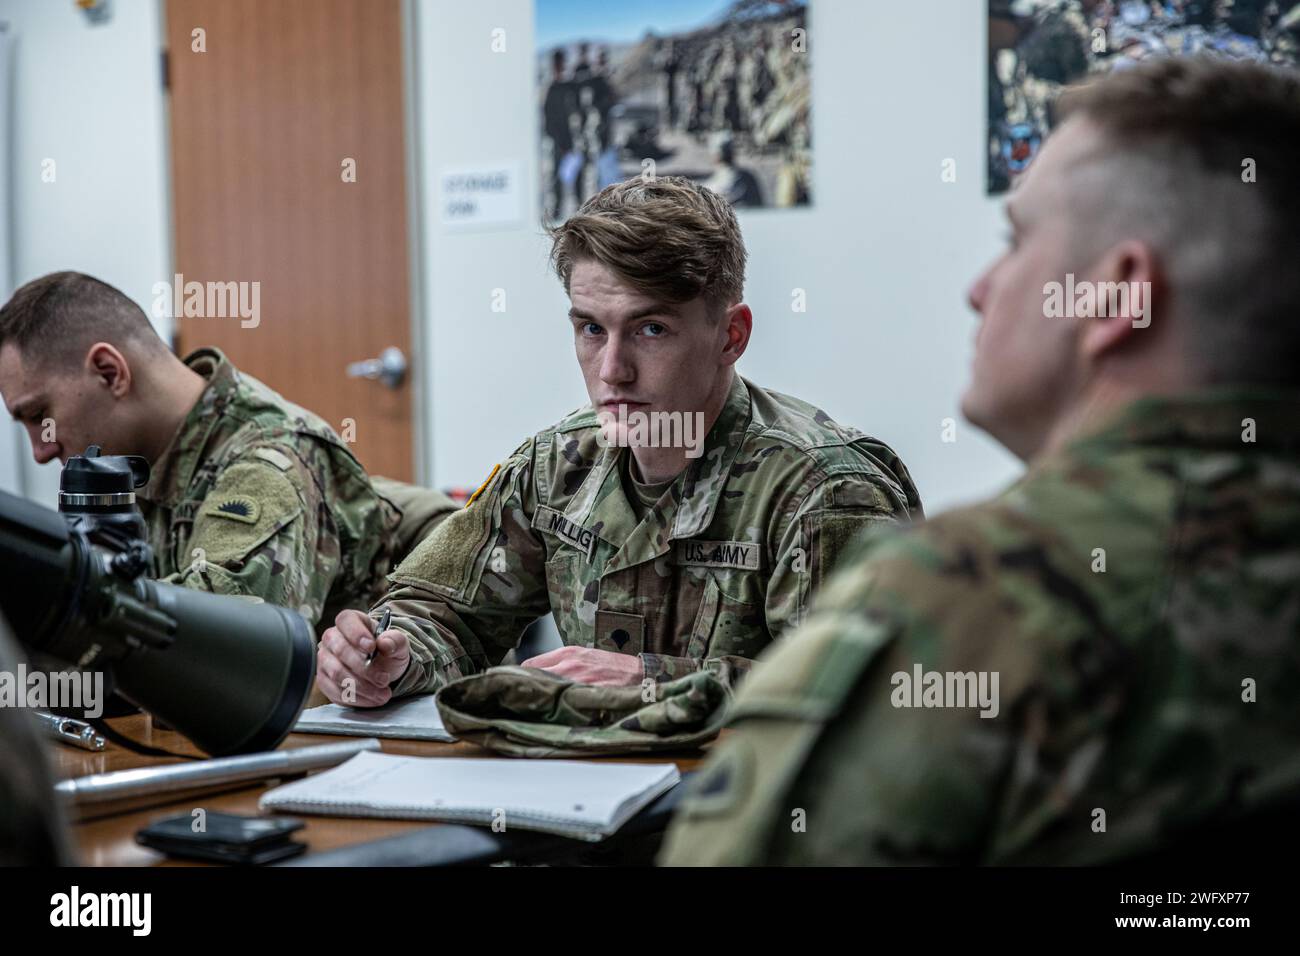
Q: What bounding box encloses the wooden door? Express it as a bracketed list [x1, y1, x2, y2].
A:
[165, 0, 415, 480]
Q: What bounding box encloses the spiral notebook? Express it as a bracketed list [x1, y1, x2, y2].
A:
[258, 751, 680, 842]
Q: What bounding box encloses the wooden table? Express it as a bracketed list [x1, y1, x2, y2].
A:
[48, 714, 710, 866]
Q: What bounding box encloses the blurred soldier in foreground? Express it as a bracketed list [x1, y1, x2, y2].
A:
[0, 273, 455, 633]
[317, 176, 922, 706]
[0, 612, 71, 865]
[663, 56, 1300, 865]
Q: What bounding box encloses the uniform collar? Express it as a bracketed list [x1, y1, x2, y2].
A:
[672, 372, 752, 539]
[563, 373, 753, 557]
[137, 348, 238, 507]
[1069, 387, 1300, 456]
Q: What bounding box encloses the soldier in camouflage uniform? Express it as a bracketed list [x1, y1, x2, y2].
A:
[662, 57, 1300, 865]
[136, 347, 455, 630]
[316, 177, 922, 706]
[0, 272, 456, 633]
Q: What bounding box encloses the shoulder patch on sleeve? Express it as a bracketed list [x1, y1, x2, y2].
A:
[202, 494, 261, 524]
[393, 475, 498, 599]
[190, 461, 304, 565]
[252, 447, 294, 472]
[833, 480, 893, 511]
[806, 511, 891, 594]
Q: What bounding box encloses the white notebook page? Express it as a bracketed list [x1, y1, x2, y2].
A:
[293, 695, 455, 742]
[259, 751, 680, 841]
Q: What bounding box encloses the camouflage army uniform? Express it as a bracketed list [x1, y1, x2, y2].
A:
[137, 348, 455, 632]
[382, 373, 922, 697]
[661, 391, 1300, 865]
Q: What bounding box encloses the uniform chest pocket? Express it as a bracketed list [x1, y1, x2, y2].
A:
[685, 572, 766, 663]
[544, 547, 597, 646]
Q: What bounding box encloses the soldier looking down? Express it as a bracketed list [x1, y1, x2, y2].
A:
[0, 272, 455, 633]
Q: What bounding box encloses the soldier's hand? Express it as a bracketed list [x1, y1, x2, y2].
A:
[521, 645, 644, 687]
[316, 608, 411, 708]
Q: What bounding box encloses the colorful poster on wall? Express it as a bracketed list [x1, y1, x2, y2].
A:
[987, 0, 1300, 194]
[537, 0, 812, 222]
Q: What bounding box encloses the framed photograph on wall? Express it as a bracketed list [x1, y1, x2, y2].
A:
[537, 0, 813, 222]
[988, 0, 1300, 194]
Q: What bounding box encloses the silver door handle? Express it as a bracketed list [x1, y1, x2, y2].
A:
[346, 346, 407, 389]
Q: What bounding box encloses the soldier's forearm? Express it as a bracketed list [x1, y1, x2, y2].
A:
[387, 622, 475, 698]
[166, 561, 267, 601]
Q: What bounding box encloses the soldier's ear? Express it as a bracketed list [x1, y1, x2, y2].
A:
[85, 342, 132, 397]
[1077, 239, 1162, 364]
[720, 303, 752, 366]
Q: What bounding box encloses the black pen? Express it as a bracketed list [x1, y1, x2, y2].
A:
[364, 608, 392, 668]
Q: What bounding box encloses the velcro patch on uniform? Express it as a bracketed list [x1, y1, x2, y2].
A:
[814, 514, 880, 592]
[203, 495, 261, 524]
[531, 505, 598, 557]
[677, 539, 762, 571]
[190, 462, 303, 567]
[594, 610, 645, 655]
[252, 447, 294, 472]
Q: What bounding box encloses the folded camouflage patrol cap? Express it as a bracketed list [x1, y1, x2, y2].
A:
[435, 665, 730, 758]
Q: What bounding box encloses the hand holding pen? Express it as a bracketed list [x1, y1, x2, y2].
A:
[316, 607, 411, 707]
[364, 608, 391, 668]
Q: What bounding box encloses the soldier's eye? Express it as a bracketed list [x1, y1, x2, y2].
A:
[641, 323, 666, 337]
[581, 321, 603, 336]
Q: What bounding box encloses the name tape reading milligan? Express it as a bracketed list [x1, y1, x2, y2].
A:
[531, 507, 760, 571]
[532, 506, 600, 556]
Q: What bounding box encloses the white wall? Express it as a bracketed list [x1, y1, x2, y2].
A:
[0, 0, 171, 502]
[0, 0, 1023, 516]
[413, 0, 1021, 514]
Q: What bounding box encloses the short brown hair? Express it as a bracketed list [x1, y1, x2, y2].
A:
[0, 271, 164, 369]
[1056, 56, 1300, 386]
[548, 176, 747, 311]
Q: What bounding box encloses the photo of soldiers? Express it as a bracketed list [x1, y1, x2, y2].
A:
[988, 0, 1300, 193]
[538, 0, 812, 222]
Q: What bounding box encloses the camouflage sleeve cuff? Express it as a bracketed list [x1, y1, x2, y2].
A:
[639, 652, 700, 685]
[387, 615, 475, 698]
[640, 652, 755, 689]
